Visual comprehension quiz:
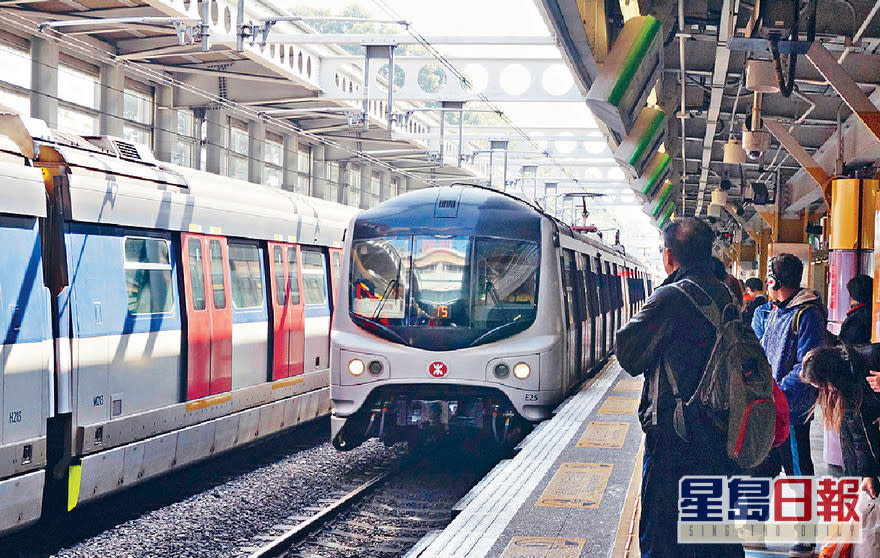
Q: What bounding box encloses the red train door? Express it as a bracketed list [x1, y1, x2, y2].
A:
[268, 243, 305, 379]
[206, 237, 232, 393]
[182, 233, 233, 400]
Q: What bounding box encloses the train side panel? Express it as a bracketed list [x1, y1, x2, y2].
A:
[0, 164, 53, 534]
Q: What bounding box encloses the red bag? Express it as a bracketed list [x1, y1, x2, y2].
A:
[772, 381, 790, 448]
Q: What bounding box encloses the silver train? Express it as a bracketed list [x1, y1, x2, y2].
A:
[0, 112, 357, 537]
[330, 186, 654, 450]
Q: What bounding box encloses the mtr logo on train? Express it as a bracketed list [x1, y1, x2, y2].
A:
[429, 361, 448, 378]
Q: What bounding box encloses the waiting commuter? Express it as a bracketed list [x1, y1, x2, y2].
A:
[824, 274, 873, 477]
[743, 277, 768, 327]
[801, 344, 880, 495]
[839, 274, 873, 345]
[759, 253, 826, 558]
[616, 218, 744, 558]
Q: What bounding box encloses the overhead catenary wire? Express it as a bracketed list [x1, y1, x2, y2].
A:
[367, 0, 584, 188]
[0, 8, 444, 190]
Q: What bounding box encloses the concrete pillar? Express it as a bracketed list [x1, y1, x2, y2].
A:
[282, 134, 298, 192]
[154, 85, 176, 163]
[248, 119, 265, 184]
[205, 107, 227, 176]
[30, 37, 58, 128]
[405, 177, 417, 193]
[99, 63, 124, 137]
[379, 170, 391, 201]
[311, 145, 326, 200]
[359, 163, 373, 209]
[338, 162, 349, 205]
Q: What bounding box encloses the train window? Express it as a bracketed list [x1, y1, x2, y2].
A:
[301, 251, 328, 305]
[124, 237, 173, 314]
[411, 235, 470, 327]
[287, 247, 301, 305]
[272, 246, 286, 306]
[350, 237, 411, 323]
[473, 238, 539, 328]
[209, 240, 226, 310]
[187, 238, 207, 311]
[228, 243, 263, 309]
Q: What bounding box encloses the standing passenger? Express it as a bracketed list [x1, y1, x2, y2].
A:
[616, 218, 743, 558]
[824, 274, 873, 477]
[838, 274, 872, 345]
[759, 254, 826, 558]
[743, 278, 768, 327]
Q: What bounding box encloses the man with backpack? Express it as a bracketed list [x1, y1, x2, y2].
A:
[617, 218, 748, 558]
[760, 253, 826, 558]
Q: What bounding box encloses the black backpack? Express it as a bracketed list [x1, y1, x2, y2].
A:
[666, 279, 777, 470]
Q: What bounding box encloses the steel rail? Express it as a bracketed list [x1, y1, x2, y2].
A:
[246, 465, 401, 558]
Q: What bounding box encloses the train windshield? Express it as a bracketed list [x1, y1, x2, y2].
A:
[350, 235, 539, 350]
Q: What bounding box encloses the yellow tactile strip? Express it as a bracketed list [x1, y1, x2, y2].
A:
[610, 442, 645, 558]
[614, 378, 644, 392]
[499, 536, 587, 558]
[536, 462, 615, 508]
[598, 396, 640, 415]
[576, 421, 630, 449]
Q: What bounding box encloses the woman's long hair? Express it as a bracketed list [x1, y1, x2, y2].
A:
[801, 345, 862, 431]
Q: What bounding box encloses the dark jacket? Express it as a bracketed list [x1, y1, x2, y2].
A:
[839, 303, 872, 345]
[616, 262, 734, 431]
[743, 294, 767, 330]
[838, 344, 880, 477]
[761, 289, 825, 424]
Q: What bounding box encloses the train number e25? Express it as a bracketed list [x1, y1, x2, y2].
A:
[525, 393, 539, 402]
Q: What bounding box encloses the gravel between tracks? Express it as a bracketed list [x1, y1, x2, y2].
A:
[0, 418, 406, 558]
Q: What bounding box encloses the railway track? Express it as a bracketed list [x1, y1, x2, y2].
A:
[243, 438, 511, 558]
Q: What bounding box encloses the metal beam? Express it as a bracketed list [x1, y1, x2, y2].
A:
[805, 41, 880, 146]
[215, 34, 558, 46]
[694, 0, 737, 216]
[763, 118, 831, 208]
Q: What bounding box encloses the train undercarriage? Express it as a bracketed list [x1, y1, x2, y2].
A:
[331, 386, 530, 450]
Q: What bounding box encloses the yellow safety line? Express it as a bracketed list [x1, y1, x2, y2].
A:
[611, 440, 645, 558]
[271, 376, 304, 390]
[185, 392, 232, 412]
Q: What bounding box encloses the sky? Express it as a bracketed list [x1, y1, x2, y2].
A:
[296, 0, 663, 268]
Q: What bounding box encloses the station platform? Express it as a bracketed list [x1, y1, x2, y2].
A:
[407, 358, 834, 558]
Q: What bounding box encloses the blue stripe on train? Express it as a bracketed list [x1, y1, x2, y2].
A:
[0, 215, 51, 345]
[65, 223, 182, 338]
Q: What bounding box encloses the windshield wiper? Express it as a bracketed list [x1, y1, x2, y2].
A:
[351, 314, 408, 345]
[372, 278, 399, 319]
[468, 319, 525, 347]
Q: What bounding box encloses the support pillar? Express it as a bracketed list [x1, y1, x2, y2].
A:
[405, 177, 416, 193]
[337, 162, 349, 205]
[379, 170, 391, 201]
[758, 227, 771, 282]
[205, 107, 227, 176]
[99, 63, 124, 137]
[154, 85, 176, 164]
[311, 145, 326, 200]
[282, 134, 298, 192]
[360, 163, 372, 209]
[30, 37, 58, 128]
[829, 178, 877, 332]
[248, 119, 265, 185]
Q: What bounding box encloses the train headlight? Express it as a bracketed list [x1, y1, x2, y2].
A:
[513, 362, 531, 379]
[368, 360, 384, 376]
[493, 363, 510, 378]
[348, 359, 365, 376]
